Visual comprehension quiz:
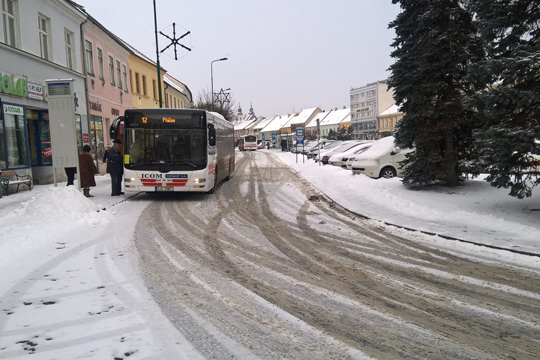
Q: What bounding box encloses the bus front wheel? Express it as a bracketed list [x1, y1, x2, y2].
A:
[208, 172, 217, 194]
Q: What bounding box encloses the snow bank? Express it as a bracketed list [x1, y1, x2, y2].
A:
[0, 186, 108, 263]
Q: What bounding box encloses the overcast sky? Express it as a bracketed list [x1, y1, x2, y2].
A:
[78, 0, 400, 118]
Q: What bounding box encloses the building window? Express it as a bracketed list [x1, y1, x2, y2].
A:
[142, 75, 147, 96]
[135, 72, 140, 94]
[97, 48, 104, 80]
[108, 55, 115, 85]
[116, 60, 122, 89]
[152, 79, 157, 100]
[64, 28, 75, 70]
[1, 104, 29, 168]
[2, 0, 19, 48]
[85, 40, 94, 75]
[38, 13, 52, 60]
[122, 65, 128, 91]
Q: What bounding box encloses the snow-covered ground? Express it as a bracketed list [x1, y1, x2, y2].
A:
[0, 150, 538, 358]
[273, 150, 540, 256]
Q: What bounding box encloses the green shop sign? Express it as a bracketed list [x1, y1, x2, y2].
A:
[0, 72, 28, 97]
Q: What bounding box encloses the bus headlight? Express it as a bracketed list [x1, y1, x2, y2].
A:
[130, 177, 135, 183]
[193, 178, 206, 184]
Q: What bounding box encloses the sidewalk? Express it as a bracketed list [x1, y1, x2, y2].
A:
[0, 174, 133, 212]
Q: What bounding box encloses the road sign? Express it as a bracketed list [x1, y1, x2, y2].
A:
[272, 133, 276, 140]
[296, 126, 304, 139]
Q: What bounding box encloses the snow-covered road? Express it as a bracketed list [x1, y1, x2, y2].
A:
[1, 150, 539, 359]
[132, 151, 540, 359]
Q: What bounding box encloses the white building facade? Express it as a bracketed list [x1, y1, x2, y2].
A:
[350, 79, 394, 140]
[0, 0, 87, 184]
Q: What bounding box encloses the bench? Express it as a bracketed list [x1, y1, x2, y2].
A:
[1, 170, 33, 196]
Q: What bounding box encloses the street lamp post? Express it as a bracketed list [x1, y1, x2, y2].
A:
[211, 57, 228, 111]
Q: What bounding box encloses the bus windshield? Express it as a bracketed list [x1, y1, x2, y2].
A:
[125, 129, 207, 169]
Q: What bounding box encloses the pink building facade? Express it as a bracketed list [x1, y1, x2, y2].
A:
[82, 17, 132, 172]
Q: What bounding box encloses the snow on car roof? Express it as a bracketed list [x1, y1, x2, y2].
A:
[355, 136, 401, 160]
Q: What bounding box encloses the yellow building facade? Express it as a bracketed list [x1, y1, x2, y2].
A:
[128, 54, 166, 109]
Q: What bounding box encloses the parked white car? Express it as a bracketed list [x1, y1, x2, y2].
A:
[351, 136, 413, 178]
[341, 144, 375, 170]
[310, 141, 348, 161]
[319, 141, 368, 164]
[328, 142, 373, 167]
[306, 140, 336, 159]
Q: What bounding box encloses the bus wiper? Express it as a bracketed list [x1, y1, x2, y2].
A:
[166, 160, 198, 168]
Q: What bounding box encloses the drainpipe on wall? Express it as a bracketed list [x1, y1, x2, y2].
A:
[79, 19, 97, 168]
[163, 82, 169, 108]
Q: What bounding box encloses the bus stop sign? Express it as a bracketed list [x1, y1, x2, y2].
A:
[296, 126, 304, 139]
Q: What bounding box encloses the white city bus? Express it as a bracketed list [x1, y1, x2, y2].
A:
[112, 108, 235, 193]
[236, 135, 257, 151]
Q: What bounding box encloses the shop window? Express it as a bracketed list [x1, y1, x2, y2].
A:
[38, 120, 52, 165]
[2, 104, 29, 168]
[90, 115, 104, 162]
[0, 115, 5, 169]
[2, 0, 20, 48]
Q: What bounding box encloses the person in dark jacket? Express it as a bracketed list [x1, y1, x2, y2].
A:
[102, 145, 111, 163]
[79, 144, 97, 197]
[107, 139, 124, 196]
[64, 167, 76, 186]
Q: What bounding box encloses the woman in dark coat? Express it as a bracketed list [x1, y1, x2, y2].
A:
[79, 144, 97, 197]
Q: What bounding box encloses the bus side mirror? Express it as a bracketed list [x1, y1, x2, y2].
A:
[208, 124, 216, 146]
[110, 116, 124, 141]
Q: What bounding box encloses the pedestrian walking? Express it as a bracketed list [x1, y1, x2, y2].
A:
[79, 144, 97, 197]
[107, 139, 124, 196]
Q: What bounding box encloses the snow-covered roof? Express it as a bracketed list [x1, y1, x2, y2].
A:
[253, 116, 276, 131]
[306, 111, 331, 128]
[234, 118, 259, 131]
[379, 104, 401, 116]
[114, 36, 160, 68]
[284, 107, 320, 127]
[320, 108, 350, 126]
[163, 75, 186, 95]
[261, 114, 295, 132]
[340, 113, 351, 124]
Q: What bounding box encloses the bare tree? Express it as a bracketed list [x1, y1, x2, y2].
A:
[195, 89, 236, 121]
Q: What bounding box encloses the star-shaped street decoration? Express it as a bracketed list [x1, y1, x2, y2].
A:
[214, 88, 231, 107]
[159, 23, 191, 60]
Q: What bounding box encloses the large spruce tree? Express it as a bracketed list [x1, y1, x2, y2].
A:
[467, 0, 540, 198]
[388, 0, 483, 186]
